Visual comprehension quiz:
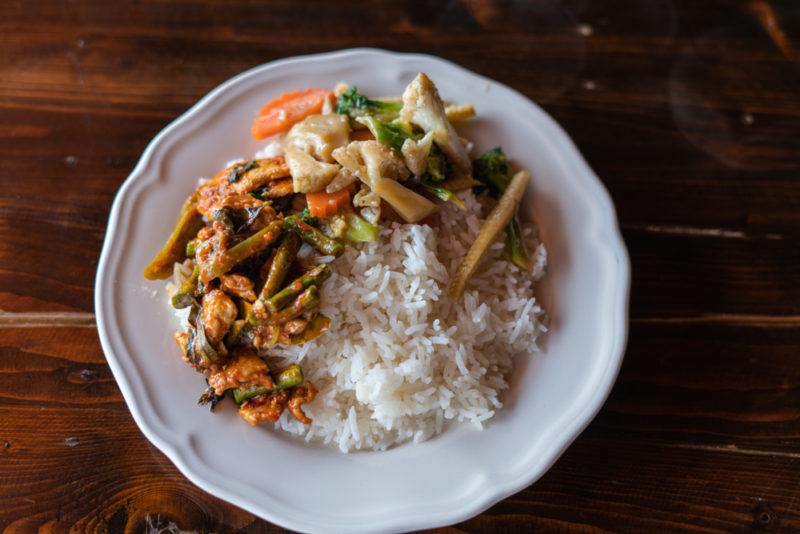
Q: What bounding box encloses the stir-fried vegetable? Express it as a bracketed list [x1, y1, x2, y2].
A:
[265, 264, 331, 313]
[150, 73, 540, 432]
[232, 364, 305, 404]
[344, 212, 379, 242]
[283, 215, 345, 257]
[273, 286, 320, 323]
[306, 188, 351, 218]
[473, 147, 533, 271]
[261, 232, 301, 300]
[420, 183, 464, 209]
[336, 86, 402, 122]
[202, 220, 283, 282]
[356, 116, 416, 151]
[252, 88, 331, 139]
[171, 265, 200, 309]
[143, 195, 205, 280]
[450, 170, 530, 298]
[227, 160, 259, 183]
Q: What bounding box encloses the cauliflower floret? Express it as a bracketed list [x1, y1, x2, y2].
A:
[400, 131, 435, 176]
[287, 114, 350, 163]
[325, 167, 359, 193]
[332, 141, 435, 223]
[284, 114, 351, 193]
[400, 73, 471, 173]
[285, 146, 340, 194]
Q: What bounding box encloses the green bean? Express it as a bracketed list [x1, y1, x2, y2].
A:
[143, 195, 204, 280]
[232, 365, 304, 404]
[265, 264, 330, 313]
[261, 232, 301, 300]
[283, 215, 344, 257]
[275, 364, 304, 389]
[170, 265, 200, 309]
[203, 220, 282, 282]
[272, 286, 320, 323]
[505, 215, 532, 271]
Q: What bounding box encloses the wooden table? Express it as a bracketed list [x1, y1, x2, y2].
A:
[2, 1, 799, 532]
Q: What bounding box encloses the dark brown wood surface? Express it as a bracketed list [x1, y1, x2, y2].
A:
[2, 0, 799, 532]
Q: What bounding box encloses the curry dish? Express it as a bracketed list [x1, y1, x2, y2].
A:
[143, 73, 533, 430]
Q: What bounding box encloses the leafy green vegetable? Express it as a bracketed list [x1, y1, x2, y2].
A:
[227, 160, 259, 183]
[344, 213, 379, 242]
[197, 386, 224, 410]
[185, 316, 221, 369]
[505, 217, 532, 271]
[473, 147, 512, 195]
[336, 87, 403, 122]
[420, 183, 464, 210]
[213, 205, 264, 234]
[423, 143, 450, 183]
[472, 147, 532, 270]
[301, 207, 319, 226]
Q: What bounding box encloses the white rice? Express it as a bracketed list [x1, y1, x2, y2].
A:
[269, 190, 547, 452]
[169, 185, 547, 452]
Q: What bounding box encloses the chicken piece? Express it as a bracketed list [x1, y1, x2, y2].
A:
[359, 141, 410, 183]
[258, 178, 295, 198]
[251, 322, 281, 350]
[219, 274, 257, 302]
[200, 289, 238, 346]
[207, 347, 274, 396]
[196, 226, 214, 241]
[197, 181, 262, 219]
[287, 383, 317, 424]
[333, 141, 434, 223]
[285, 146, 341, 193]
[233, 156, 291, 194]
[400, 73, 471, 173]
[287, 114, 350, 163]
[400, 131, 435, 176]
[238, 390, 289, 425]
[282, 318, 309, 336]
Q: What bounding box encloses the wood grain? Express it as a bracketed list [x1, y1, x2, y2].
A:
[1, 0, 800, 531]
[3, 324, 800, 532]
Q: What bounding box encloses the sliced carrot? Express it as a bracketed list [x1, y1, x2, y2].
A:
[251, 88, 331, 140]
[306, 188, 351, 218]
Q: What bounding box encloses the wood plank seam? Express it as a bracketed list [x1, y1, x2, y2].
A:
[631, 315, 800, 327]
[665, 443, 800, 460]
[622, 223, 786, 240]
[2, 312, 800, 328]
[0, 311, 96, 328]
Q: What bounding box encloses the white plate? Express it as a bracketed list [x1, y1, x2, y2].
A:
[95, 49, 630, 533]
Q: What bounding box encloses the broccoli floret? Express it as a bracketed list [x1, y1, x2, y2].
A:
[473, 147, 512, 196]
[336, 87, 403, 122]
[357, 116, 417, 151]
[423, 143, 450, 183]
